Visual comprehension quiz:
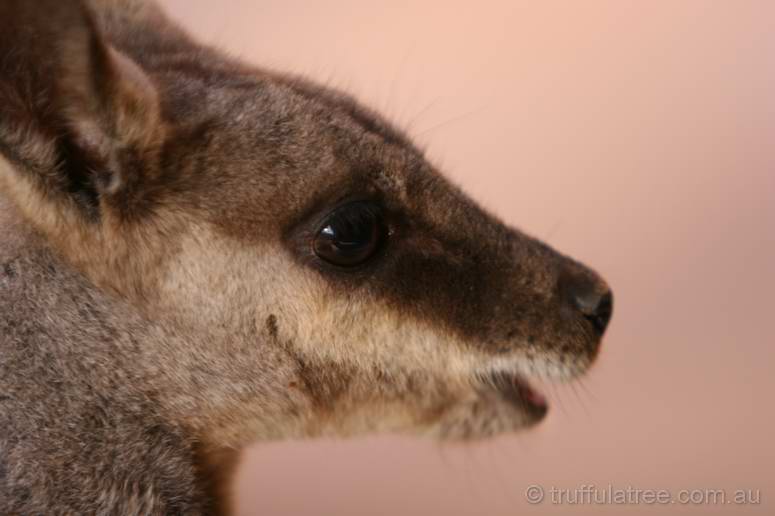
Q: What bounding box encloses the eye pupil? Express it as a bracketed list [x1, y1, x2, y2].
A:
[313, 201, 386, 267]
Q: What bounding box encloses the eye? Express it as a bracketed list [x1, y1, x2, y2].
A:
[313, 201, 387, 267]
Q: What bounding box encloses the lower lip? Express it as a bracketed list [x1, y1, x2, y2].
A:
[492, 372, 548, 412]
[514, 377, 547, 409]
[522, 384, 547, 409]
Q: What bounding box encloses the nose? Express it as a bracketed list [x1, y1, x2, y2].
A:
[562, 274, 614, 336]
[574, 289, 613, 335]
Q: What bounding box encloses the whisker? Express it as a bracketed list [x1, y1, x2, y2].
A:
[385, 43, 415, 114]
[462, 443, 486, 504]
[416, 108, 482, 137]
[548, 378, 568, 417]
[487, 444, 522, 508]
[577, 376, 597, 401]
[543, 218, 564, 241]
[405, 97, 440, 132]
[569, 380, 590, 418]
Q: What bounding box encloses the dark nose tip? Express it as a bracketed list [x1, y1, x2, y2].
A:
[572, 288, 613, 336]
[560, 269, 613, 336]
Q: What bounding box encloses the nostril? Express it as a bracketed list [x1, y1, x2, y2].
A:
[575, 290, 613, 335]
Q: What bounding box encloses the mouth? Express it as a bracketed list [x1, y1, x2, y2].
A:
[489, 371, 549, 421]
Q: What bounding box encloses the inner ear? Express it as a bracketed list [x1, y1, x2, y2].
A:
[0, 0, 163, 223]
[58, 126, 106, 219]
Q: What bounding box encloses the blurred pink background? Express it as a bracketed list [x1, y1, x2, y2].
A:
[162, 1, 774, 514]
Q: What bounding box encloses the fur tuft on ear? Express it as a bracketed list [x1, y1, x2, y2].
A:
[0, 0, 163, 224]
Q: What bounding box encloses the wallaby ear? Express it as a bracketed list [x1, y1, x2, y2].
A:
[0, 0, 163, 225]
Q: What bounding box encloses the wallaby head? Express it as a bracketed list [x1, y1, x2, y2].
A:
[0, 0, 612, 451]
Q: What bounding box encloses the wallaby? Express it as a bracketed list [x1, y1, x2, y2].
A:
[0, 0, 613, 514]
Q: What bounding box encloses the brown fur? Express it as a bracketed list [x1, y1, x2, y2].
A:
[0, 1, 612, 514]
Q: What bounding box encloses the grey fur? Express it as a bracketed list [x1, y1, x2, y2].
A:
[0, 1, 612, 514]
